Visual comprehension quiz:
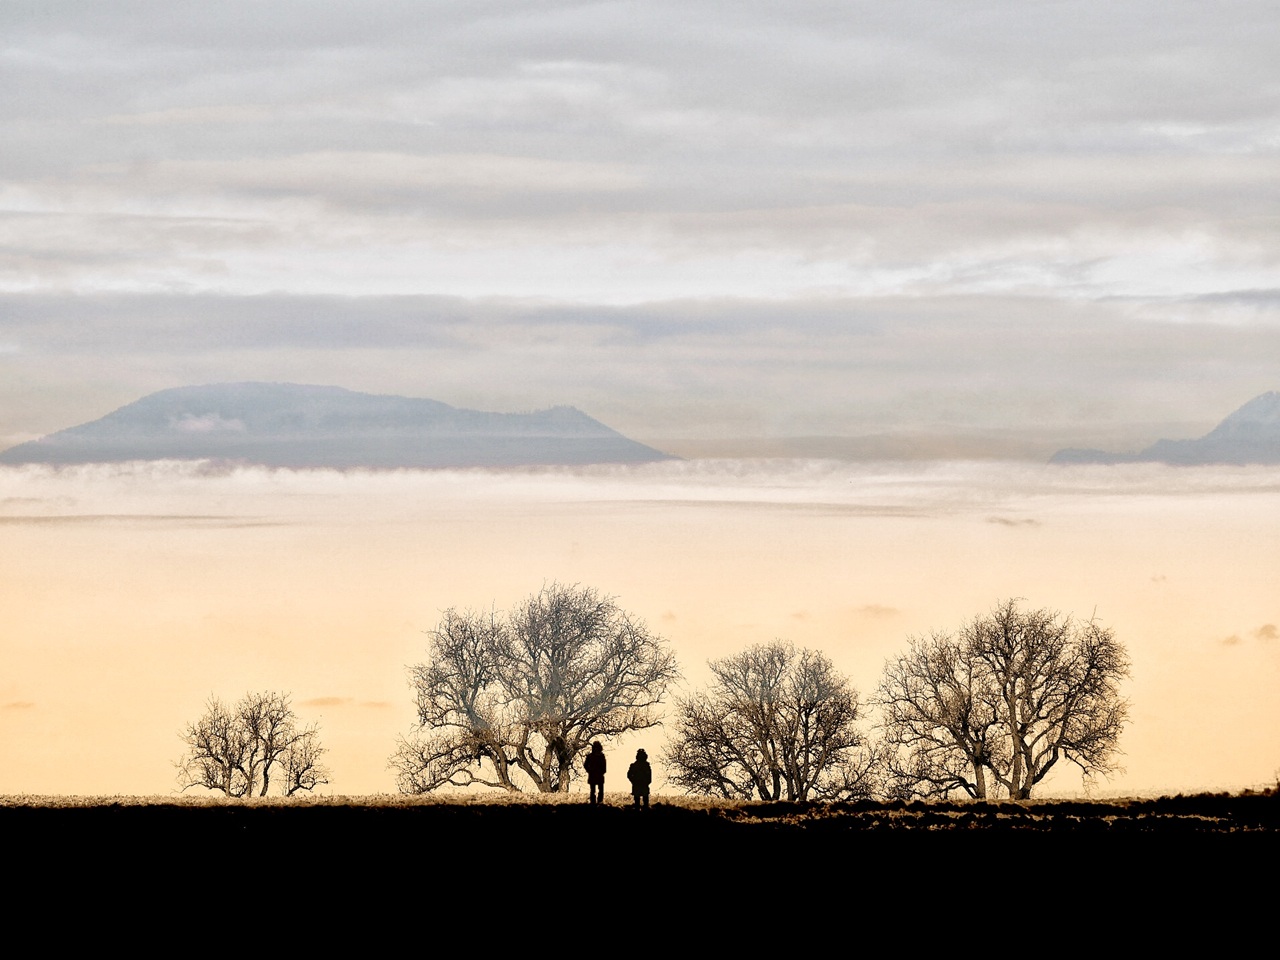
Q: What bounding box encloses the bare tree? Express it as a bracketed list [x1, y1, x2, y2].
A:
[390, 583, 680, 794]
[664, 641, 877, 801]
[875, 600, 1130, 800]
[874, 630, 1001, 800]
[177, 691, 329, 797]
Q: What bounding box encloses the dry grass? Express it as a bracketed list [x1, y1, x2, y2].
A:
[3, 786, 1276, 831]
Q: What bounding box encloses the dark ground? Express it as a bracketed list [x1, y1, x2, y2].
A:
[7, 793, 1275, 932]
[8, 792, 1278, 861]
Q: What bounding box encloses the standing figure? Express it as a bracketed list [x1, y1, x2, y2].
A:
[627, 748, 652, 809]
[584, 740, 607, 805]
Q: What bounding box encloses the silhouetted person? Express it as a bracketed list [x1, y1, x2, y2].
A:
[584, 740, 606, 805]
[627, 748, 652, 809]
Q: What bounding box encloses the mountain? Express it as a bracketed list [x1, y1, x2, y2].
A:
[0, 383, 675, 468]
[1050, 392, 1280, 465]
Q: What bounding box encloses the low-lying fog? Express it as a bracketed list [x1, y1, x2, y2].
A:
[2, 458, 1276, 798]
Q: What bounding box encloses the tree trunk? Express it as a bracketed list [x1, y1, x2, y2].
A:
[1011, 761, 1033, 799]
[970, 760, 987, 799]
[557, 758, 572, 793]
[1006, 686, 1023, 801]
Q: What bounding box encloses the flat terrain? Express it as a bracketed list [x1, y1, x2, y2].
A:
[8, 792, 1275, 927]
[8, 791, 1277, 862]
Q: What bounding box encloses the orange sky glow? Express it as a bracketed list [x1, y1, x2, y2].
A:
[2, 458, 1275, 798]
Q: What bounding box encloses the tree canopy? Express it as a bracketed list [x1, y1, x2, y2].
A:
[391, 583, 680, 794]
[875, 599, 1130, 800]
[176, 691, 329, 797]
[664, 640, 877, 801]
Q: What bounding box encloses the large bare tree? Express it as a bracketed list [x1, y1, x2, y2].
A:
[391, 583, 680, 794]
[664, 641, 877, 801]
[177, 691, 329, 797]
[875, 600, 1130, 800]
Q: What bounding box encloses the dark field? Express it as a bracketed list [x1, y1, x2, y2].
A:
[8, 791, 1278, 866]
[7, 792, 1276, 930]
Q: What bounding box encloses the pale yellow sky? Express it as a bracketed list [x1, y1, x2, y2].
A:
[2, 458, 1276, 798]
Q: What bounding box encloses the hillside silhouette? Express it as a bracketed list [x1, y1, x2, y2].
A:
[1052, 391, 1280, 465]
[0, 382, 675, 468]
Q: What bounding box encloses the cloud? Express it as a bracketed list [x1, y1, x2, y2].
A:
[297, 696, 391, 709]
[2, 4, 1279, 451]
[1219, 625, 1278, 646]
[72, 152, 644, 219]
[170, 414, 245, 434]
[0, 512, 279, 528]
[3, 2, 1278, 305]
[299, 696, 353, 708]
[3, 290, 1277, 451]
[2, 701, 36, 710]
[856, 605, 900, 619]
[986, 517, 1040, 527]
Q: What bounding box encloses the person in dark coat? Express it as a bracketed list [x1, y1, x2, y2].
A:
[584, 740, 606, 805]
[627, 748, 652, 809]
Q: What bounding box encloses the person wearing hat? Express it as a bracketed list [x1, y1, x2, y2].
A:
[627, 748, 652, 809]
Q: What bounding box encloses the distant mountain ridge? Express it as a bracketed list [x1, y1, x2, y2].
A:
[1051, 391, 1280, 465]
[0, 383, 674, 468]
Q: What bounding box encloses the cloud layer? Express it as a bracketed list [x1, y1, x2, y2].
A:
[2, 2, 1278, 448]
[2, 290, 1276, 452]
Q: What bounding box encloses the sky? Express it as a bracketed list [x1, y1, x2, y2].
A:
[3, 458, 1277, 798]
[1, 0, 1278, 452]
[1, 2, 1278, 798]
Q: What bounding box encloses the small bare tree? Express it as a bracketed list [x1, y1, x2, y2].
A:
[391, 583, 680, 794]
[177, 691, 329, 797]
[876, 599, 1130, 800]
[664, 641, 877, 801]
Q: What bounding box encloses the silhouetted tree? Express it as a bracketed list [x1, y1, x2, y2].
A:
[875, 599, 1130, 800]
[177, 691, 329, 797]
[391, 583, 679, 794]
[664, 641, 877, 801]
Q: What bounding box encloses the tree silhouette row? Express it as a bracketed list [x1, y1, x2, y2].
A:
[177, 586, 1129, 801]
